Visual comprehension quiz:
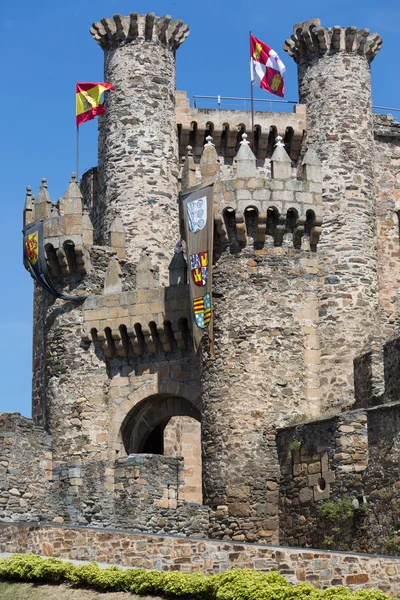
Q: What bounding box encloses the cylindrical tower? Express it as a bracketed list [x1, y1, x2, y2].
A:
[91, 14, 189, 281]
[284, 20, 383, 411]
[198, 136, 323, 543]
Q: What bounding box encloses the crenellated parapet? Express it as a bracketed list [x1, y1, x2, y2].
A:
[283, 18, 382, 63]
[176, 91, 306, 162]
[82, 288, 191, 359]
[90, 13, 189, 50]
[181, 133, 323, 251]
[23, 174, 127, 278]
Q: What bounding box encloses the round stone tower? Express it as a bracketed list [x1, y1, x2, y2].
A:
[91, 13, 189, 281]
[284, 20, 383, 411]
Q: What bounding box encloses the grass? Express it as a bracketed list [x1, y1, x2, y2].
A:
[0, 581, 163, 599]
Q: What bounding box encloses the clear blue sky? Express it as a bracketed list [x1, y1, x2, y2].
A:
[1, 0, 399, 417]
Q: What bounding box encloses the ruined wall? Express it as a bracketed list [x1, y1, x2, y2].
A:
[278, 410, 368, 551]
[0, 414, 52, 522]
[284, 22, 382, 412]
[277, 401, 400, 556]
[364, 403, 400, 556]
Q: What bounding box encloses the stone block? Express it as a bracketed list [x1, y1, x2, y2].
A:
[226, 485, 250, 500]
[308, 461, 321, 474]
[228, 503, 250, 517]
[299, 487, 313, 504]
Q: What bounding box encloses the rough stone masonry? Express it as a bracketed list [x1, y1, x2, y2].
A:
[1, 9, 400, 594]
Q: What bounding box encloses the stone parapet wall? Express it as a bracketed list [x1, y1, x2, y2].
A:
[0, 523, 399, 594]
[83, 285, 192, 359]
[176, 90, 306, 161]
[113, 454, 209, 537]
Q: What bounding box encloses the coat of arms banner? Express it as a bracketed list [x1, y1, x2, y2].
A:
[181, 185, 214, 354]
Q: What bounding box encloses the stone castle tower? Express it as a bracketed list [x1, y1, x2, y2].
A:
[2, 12, 400, 556]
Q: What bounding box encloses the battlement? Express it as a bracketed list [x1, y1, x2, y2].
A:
[23, 174, 128, 278]
[82, 286, 192, 358]
[283, 19, 382, 63]
[181, 134, 322, 250]
[176, 91, 306, 162]
[90, 12, 189, 50]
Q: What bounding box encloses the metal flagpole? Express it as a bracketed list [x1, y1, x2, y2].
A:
[76, 126, 80, 182]
[250, 31, 255, 149]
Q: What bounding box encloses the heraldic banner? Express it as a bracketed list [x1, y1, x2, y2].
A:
[23, 220, 86, 302]
[181, 185, 214, 353]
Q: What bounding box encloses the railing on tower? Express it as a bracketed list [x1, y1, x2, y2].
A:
[191, 95, 400, 120]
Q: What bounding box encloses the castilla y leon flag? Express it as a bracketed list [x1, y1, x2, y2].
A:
[250, 34, 286, 98]
[76, 82, 115, 126]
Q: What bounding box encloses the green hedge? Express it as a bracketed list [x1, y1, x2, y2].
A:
[0, 553, 392, 600]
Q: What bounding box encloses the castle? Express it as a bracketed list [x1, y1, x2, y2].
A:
[1, 11, 400, 560]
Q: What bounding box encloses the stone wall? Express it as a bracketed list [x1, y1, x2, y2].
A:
[374, 115, 400, 343]
[114, 454, 208, 536]
[0, 523, 399, 594]
[176, 90, 306, 161]
[164, 417, 202, 504]
[363, 403, 400, 556]
[277, 402, 400, 556]
[0, 414, 51, 523]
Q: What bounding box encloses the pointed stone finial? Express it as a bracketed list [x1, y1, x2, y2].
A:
[200, 136, 220, 181]
[109, 215, 126, 259]
[302, 147, 322, 183]
[104, 258, 123, 295]
[63, 173, 83, 216]
[136, 249, 158, 289]
[35, 178, 52, 219]
[271, 136, 291, 179]
[181, 145, 197, 190]
[169, 240, 187, 285]
[23, 186, 34, 227]
[234, 132, 256, 178]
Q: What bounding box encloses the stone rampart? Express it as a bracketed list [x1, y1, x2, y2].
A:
[0, 523, 399, 594]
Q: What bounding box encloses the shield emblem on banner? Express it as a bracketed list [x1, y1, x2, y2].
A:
[25, 232, 39, 265]
[190, 252, 208, 287]
[187, 196, 207, 233]
[193, 292, 211, 329]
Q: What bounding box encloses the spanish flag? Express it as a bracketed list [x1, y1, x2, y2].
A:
[76, 82, 115, 126]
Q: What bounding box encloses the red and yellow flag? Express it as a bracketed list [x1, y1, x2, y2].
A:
[76, 82, 115, 126]
[250, 34, 286, 98]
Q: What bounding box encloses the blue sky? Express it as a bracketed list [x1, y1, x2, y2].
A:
[1, 0, 399, 417]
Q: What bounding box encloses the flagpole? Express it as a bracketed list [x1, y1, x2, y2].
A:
[249, 31, 255, 150]
[76, 126, 80, 182]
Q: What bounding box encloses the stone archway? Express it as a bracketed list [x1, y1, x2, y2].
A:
[120, 394, 201, 454]
[120, 394, 202, 504]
